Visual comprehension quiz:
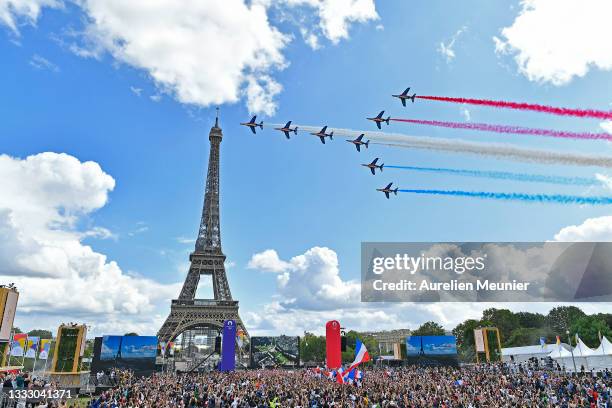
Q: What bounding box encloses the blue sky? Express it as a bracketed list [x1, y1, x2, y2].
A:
[1, 0, 611, 336]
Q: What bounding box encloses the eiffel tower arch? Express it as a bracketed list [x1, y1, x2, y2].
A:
[158, 111, 248, 346]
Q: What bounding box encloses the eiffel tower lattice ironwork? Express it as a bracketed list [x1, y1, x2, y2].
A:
[158, 110, 248, 343]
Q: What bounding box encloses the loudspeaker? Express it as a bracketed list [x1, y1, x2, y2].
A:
[214, 336, 221, 353]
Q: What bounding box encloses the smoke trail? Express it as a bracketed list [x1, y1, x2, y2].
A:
[268, 123, 612, 168]
[386, 165, 599, 186]
[416, 95, 612, 120]
[391, 118, 612, 142]
[398, 189, 612, 205]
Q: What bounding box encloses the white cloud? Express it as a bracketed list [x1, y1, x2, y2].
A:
[494, 0, 612, 85]
[0, 152, 180, 334]
[280, 0, 378, 45]
[74, 0, 290, 115]
[0, 0, 60, 34]
[437, 26, 467, 63]
[248, 249, 292, 273]
[460, 106, 471, 121]
[601, 121, 612, 134]
[554, 216, 612, 241]
[29, 54, 59, 72]
[248, 247, 360, 310]
[150, 94, 162, 103]
[129, 86, 142, 97]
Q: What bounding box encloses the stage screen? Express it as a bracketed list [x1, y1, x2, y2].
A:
[121, 336, 158, 359]
[100, 335, 122, 360]
[406, 336, 457, 356]
[250, 336, 299, 367]
[93, 335, 159, 377]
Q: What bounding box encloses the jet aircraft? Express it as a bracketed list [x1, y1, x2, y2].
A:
[240, 116, 263, 134]
[367, 111, 390, 129]
[377, 182, 398, 199]
[392, 87, 417, 106]
[346, 134, 370, 152]
[362, 158, 384, 175]
[310, 126, 334, 144]
[274, 121, 298, 139]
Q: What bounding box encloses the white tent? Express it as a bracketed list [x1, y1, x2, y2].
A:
[501, 344, 560, 363]
[548, 337, 612, 372]
[548, 345, 584, 372]
[585, 336, 612, 371]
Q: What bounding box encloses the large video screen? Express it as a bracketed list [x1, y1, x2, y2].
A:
[100, 335, 122, 360]
[251, 336, 299, 367]
[406, 336, 457, 356]
[93, 335, 159, 377]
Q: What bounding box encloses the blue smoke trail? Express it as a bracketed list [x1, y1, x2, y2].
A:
[386, 165, 598, 186]
[398, 189, 612, 205]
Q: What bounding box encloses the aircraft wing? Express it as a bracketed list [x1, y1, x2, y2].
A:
[319, 136, 326, 144]
[376, 122, 381, 129]
[386, 183, 393, 189]
[283, 131, 290, 139]
[250, 115, 257, 123]
[356, 134, 363, 142]
[250, 126, 257, 134]
[370, 167, 375, 175]
[376, 111, 384, 118]
[321, 126, 327, 133]
[384, 191, 390, 199]
[403, 87, 410, 95]
[371, 158, 379, 165]
[401, 98, 406, 107]
[356, 145, 361, 152]
[285, 121, 291, 128]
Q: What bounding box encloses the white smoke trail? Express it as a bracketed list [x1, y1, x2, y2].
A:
[268, 123, 612, 168]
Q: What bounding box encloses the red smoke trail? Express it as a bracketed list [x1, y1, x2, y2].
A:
[391, 118, 612, 142]
[416, 96, 612, 120]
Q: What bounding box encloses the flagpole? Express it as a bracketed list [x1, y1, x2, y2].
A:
[7, 330, 14, 367]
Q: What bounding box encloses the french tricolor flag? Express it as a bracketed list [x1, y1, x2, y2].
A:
[347, 339, 370, 372]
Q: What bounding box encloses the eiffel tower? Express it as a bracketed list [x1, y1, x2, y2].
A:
[158, 109, 248, 343]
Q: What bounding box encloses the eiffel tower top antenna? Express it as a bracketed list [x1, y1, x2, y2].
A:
[215, 106, 219, 128]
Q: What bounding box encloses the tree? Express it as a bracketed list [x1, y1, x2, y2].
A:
[124, 332, 138, 336]
[300, 332, 325, 363]
[412, 321, 445, 336]
[547, 306, 586, 335]
[514, 312, 546, 329]
[27, 329, 53, 339]
[505, 327, 554, 348]
[570, 316, 612, 348]
[481, 308, 519, 341]
[452, 319, 481, 361]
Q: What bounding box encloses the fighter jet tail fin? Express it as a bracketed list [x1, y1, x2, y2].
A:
[380, 164, 384, 172]
[365, 140, 369, 149]
[393, 188, 398, 195]
[329, 131, 333, 140]
[293, 127, 298, 134]
[258, 121, 264, 129]
[385, 117, 390, 125]
[409, 94, 416, 103]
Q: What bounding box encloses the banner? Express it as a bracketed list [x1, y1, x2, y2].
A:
[474, 329, 485, 352]
[39, 339, 51, 360]
[325, 320, 341, 369]
[10, 333, 27, 357]
[0, 291, 18, 341]
[25, 336, 40, 359]
[219, 320, 236, 372]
